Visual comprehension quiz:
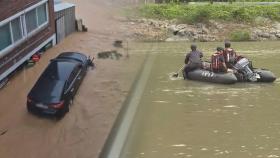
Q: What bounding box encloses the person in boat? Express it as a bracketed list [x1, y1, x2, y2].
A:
[223, 41, 239, 68]
[211, 47, 227, 73]
[184, 44, 203, 75]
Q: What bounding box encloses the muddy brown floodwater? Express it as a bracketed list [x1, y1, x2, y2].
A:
[0, 0, 145, 158]
[121, 41, 280, 158]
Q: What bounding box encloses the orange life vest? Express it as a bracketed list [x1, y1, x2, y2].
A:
[223, 48, 236, 64]
[211, 52, 224, 72]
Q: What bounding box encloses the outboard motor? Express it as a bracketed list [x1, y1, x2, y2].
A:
[233, 58, 260, 82]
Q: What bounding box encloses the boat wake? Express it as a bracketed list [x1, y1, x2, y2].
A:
[168, 73, 183, 80]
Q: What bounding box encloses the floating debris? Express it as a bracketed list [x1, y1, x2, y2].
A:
[113, 40, 123, 48]
[97, 50, 123, 60]
[0, 129, 8, 136]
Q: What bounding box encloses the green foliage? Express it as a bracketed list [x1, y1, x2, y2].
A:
[154, 0, 280, 2]
[138, 3, 280, 23]
[139, 4, 184, 19]
[177, 5, 211, 23]
[229, 30, 251, 41]
[232, 7, 252, 22]
[234, 0, 280, 1]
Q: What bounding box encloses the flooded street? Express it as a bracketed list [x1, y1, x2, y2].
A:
[0, 0, 279, 157]
[0, 0, 145, 158]
[121, 41, 280, 158]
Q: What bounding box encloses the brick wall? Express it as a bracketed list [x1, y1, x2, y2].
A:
[0, 0, 42, 20]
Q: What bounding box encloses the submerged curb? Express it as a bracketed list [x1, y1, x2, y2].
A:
[99, 52, 156, 158]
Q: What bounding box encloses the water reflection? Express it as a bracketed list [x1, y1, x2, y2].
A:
[121, 41, 280, 158]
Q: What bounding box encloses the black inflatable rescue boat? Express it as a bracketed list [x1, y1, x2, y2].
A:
[183, 58, 276, 84]
[183, 69, 238, 84]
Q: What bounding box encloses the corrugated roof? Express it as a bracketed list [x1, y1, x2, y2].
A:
[54, 2, 75, 12]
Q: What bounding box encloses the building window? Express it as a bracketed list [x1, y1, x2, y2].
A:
[25, 3, 48, 34]
[11, 17, 23, 42]
[0, 24, 12, 51]
[0, 1, 49, 54]
[26, 9, 38, 33]
[37, 4, 47, 26]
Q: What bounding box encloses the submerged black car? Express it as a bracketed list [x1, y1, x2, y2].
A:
[27, 52, 94, 118]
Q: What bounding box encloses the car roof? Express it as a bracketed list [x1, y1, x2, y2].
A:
[41, 60, 78, 81]
[56, 52, 87, 63]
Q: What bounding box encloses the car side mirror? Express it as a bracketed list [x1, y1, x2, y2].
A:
[87, 56, 95, 69]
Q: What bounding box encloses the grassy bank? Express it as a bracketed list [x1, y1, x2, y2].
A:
[138, 3, 280, 24]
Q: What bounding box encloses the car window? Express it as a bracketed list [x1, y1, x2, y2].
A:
[64, 80, 70, 92]
[41, 61, 76, 81]
[67, 66, 80, 87]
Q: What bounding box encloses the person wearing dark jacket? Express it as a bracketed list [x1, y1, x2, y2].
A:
[184, 44, 203, 76]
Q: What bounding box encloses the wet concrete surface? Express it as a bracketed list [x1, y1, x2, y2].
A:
[0, 0, 145, 158]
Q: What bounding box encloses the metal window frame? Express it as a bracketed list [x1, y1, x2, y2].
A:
[36, 3, 49, 27]
[26, 3, 49, 37]
[25, 8, 38, 34]
[10, 17, 24, 43]
[9, 22, 14, 44]
[21, 15, 27, 38]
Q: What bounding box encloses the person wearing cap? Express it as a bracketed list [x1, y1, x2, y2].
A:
[184, 44, 204, 76]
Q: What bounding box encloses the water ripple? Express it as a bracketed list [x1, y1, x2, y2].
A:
[168, 73, 184, 80]
[174, 90, 192, 94]
[224, 105, 239, 108]
[153, 100, 169, 104]
[275, 78, 280, 83]
[268, 155, 280, 158]
[201, 148, 208, 151]
[171, 144, 186, 147]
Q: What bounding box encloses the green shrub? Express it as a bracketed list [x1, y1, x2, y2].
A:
[229, 30, 251, 41]
[211, 10, 232, 20]
[193, 6, 211, 23]
[231, 8, 252, 22]
[178, 5, 211, 23]
[137, 3, 280, 24]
